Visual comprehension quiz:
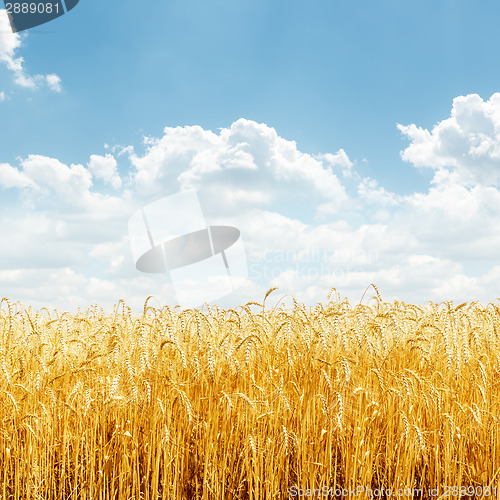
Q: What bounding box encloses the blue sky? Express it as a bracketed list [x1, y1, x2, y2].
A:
[6, 0, 500, 189]
[2, 0, 500, 312]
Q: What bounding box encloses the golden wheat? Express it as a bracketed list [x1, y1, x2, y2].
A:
[0, 290, 499, 498]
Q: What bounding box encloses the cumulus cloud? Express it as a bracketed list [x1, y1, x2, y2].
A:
[131, 118, 349, 219]
[396, 94, 500, 263]
[0, 162, 37, 189]
[1, 154, 126, 211]
[88, 154, 121, 189]
[3, 109, 500, 312]
[125, 111, 500, 307]
[0, 11, 23, 73]
[398, 93, 500, 186]
[0, 153, 132, 245]
[0, 9, 62, 92]
[20, 155, 93, 202]
[46, 74, 62, 92]
[315, 149, 353, 177]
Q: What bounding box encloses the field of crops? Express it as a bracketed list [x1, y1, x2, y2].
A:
[1, 286, 500, 499]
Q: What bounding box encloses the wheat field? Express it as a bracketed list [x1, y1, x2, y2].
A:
[1, 286, 500, 499]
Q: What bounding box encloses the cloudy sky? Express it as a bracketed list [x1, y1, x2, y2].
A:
[2, 0, 500, 313]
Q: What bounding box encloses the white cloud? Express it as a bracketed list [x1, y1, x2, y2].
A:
[131, 118, 348, 219]
[3, 154, 127, 216]
[0, 11, 23, 73]
[315, 149, 353, 177]
[0, 162, 37, 188]
[88, 154, 122, 189]
[0, 9, 62, 92]
[20, 155, 93, 202]
[395, 95, 500, 265]
[399, 93, 500, 186]
[358, 177, 401, 206]
[46, 74, 62, 93]
[3, 109, 500, 312]
[0, 91, 5, 101]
